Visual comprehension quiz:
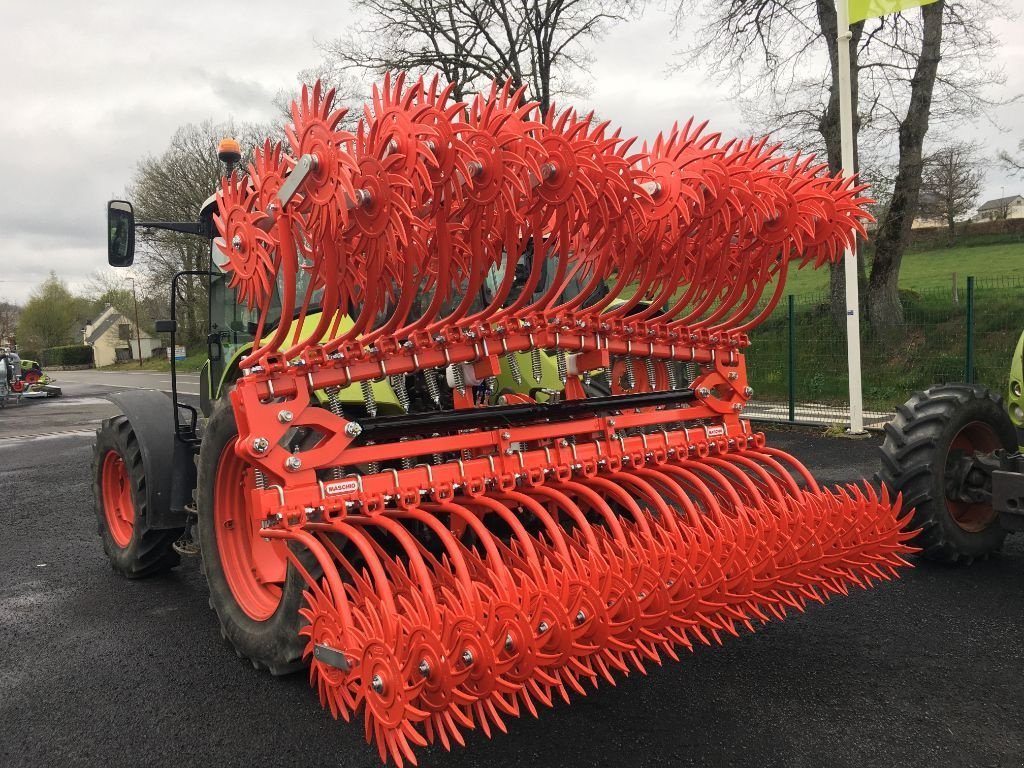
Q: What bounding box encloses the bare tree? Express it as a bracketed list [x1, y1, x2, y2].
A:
[274, 62, 366, 126]
[0, 301, 19, 346]
[918, 140, 984, 239]
[128, 120, 269, 347]
[319, 0, 640, 115]
[999, 138, 1024, 174]
[672, 0, 1012, 330]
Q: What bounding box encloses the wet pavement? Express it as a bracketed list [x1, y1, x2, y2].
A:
[2, 374, 1022, 768]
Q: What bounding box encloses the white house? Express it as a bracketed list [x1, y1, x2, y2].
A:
[976, 194, 1024, 222]
[82, 306, 159, 367]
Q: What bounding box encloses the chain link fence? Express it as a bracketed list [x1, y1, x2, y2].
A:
[743, 276, 1023, 428]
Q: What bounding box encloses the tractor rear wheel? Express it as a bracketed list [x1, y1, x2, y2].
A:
[877, 383, 1016, 563]
[197, 397, 315, 675]
[93, 415, 181, 577]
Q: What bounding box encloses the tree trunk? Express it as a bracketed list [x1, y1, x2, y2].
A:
[817, 0, 863, 323]
[866, 1, 944, 331]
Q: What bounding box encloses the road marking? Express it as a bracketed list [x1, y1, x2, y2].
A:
[0, 429, 95, 444]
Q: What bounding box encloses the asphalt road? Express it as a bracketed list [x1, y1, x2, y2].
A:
[2, 374, 1023, 768]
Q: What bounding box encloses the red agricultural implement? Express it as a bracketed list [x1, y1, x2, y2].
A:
[96, 74, 914, 765]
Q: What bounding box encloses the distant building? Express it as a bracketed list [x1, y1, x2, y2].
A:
[976, 194, 1024, 222]
[910, 192, 946, 229]
[82, 305, 159, 367]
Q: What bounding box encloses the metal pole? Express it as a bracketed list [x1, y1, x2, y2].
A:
[835, 0, 865, 434]
[129, 277, 143, 367]
[788, 294, 796, 423]
[965, 275, 975, 384]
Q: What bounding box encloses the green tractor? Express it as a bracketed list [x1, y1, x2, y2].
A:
[877, 335, 1024, 562]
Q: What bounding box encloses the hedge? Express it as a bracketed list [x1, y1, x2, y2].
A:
[41, 345, 94, 367]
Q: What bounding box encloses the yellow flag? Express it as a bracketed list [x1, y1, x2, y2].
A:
[847, 0, 940, 23]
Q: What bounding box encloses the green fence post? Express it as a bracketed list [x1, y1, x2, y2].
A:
[964, 276, 975, 384]
[788, 294, 796, 422]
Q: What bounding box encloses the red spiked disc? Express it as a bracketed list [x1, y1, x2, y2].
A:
[213, 173, 276, 310]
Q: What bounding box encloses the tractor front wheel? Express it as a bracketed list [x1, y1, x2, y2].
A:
[93, 415, 181, 577]
[197, 397, 315, 675]
[878, 383, 1016, 563]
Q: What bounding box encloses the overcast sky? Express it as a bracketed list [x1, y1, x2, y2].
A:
[2, 1, 1021, 305]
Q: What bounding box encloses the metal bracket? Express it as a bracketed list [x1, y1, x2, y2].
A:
[313, 643, 351, 672]
[276, 154, 318, 210]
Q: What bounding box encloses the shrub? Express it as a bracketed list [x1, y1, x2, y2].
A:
[41, 345, 94, 367]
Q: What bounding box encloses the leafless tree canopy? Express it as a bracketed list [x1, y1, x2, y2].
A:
[128, 120, 271, 347]
[671, 0, 1013, 328]
[918, 140, 985, 237]
[319, 0, 640, 115]
[0, 301, 19, 345]
[999, 138, 1024, 175]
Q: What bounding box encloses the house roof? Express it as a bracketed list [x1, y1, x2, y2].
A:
[978, 194, 1024, 211]
[83, 305, 152, 346]
[83, 306, 121, 345]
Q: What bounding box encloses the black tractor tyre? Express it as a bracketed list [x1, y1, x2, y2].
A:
[583, 371, 612, 398]
[93, 415, 181, 578]
[877, 383, 1016, 564]
[196, 397, 316, 675]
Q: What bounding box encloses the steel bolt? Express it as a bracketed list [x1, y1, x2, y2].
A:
[743, 386, 754, 397]
[231, 235, 242, 250]
[344, 422, 363, 438]
[728, 372, 739, 381]
[285, 456, 302, 471]
[504, 634, 515, 652]
[537, 621, 550, 635]
[371, 674, 385, 695]
[575, 610, 586, 625]
[277, 410, 294, 423]
[697, 387, 711, 397]
[607, 419, 616, 427]
[251, 437, 270, 454]
[732, 403, 743, 411]
[461, 649, 474, 666]
[500, 431, 511, 440]
[418, 660, 431, 678]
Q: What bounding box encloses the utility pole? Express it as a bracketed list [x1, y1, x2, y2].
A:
[127, 277, 143, 367]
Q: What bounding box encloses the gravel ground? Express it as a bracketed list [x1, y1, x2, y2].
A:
[2, 382, 1022, 768]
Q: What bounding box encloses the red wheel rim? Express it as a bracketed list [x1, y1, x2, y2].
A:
[101, 450, 135, 548]
[24, 371, 40, 384]
[213, 440, 288, 621]
[947, 420, 1001, 533]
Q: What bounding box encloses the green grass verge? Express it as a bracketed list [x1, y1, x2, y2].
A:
[99, 351, 207, 373]
[779, 241, 1024, 297]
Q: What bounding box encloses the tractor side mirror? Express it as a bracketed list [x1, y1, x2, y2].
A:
[107, 200, 136, 267]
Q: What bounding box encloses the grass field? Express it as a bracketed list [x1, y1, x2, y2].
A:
[779, 241, 1024, 296]
[742, 233, 1024, 412]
